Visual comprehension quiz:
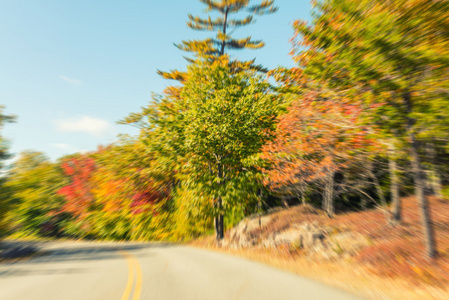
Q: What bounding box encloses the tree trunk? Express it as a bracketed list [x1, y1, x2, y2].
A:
[258, 189, 263, 228]
[367, 165, 390, 222]
[299, 182, 306, 205]
[427, 142, 443, 199]
[214, 215, 219, 239]
[388, 143, 401, 224]
[282, 197, 289, 208]
[430, 170, 443, 199]
[220, 8, 229, 56]
[404, 91, 436, 258]
[216, 163, 224, 241]
[324, 169, 335, 217]
[217, 204, 224, 240]
[361, 197, 367, 210]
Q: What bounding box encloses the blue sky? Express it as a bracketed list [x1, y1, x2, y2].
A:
[1, 0, 311, 162]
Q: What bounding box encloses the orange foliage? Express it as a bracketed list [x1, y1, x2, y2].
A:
[262, 88, 375, 192]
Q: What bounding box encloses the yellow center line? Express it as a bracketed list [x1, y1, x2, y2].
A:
[132, 255, 143, 300]
[120, 250, 143, 300]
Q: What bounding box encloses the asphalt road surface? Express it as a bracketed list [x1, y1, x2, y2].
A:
[0, 241, 363, 300]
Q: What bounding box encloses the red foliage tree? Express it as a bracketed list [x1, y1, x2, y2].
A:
[262, 88, 376, 216]
[58, 155, 96, 221]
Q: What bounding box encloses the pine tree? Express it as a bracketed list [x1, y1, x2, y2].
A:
[158, 0, 277, 81]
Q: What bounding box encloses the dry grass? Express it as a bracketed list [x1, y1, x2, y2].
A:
[192, 196, 449, 299]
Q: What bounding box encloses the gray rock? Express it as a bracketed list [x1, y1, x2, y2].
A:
[227, 210, 368, 260]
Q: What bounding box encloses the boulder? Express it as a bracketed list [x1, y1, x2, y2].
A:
[273, 229, 301, 246]
[229, 215, 271, 247]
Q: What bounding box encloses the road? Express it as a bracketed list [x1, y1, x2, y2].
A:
[0, 241, 363, 300]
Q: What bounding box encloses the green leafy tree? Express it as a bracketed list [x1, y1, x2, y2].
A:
[292, 0, 449, 258]
[178, 61, 280, 239]
[5, 151, 67, 237]
[124, 60, 281, 240]
[0, 106, 15, 236]
[0, 106, 15, 165]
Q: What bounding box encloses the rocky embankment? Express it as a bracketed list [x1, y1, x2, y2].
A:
[227, 205, 368, 260]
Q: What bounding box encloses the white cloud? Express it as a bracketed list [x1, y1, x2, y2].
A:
[51, 143, 78, 152]
[60, 75, 81, 85]
[51, 143, 88, 154]
[55, 116, 115, 137]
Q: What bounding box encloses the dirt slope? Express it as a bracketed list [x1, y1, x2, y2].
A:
[194, 196, 449, 299]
